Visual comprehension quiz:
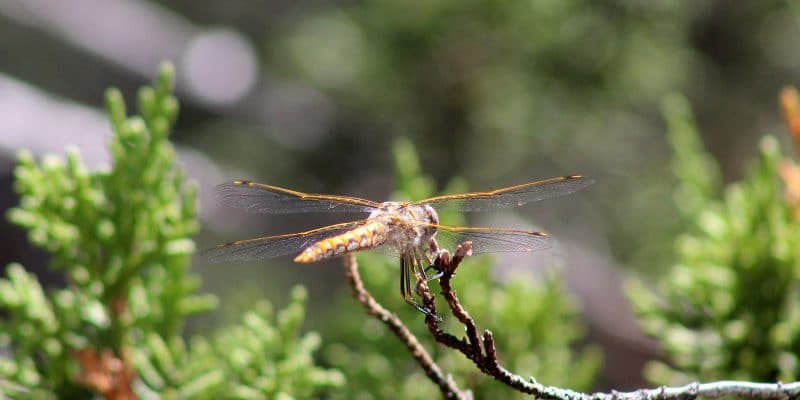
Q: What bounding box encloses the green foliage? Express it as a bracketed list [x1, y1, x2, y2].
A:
[270, 0, 701, 284]
[628, 94, 800, 383]
[661, 94, 722, 220]
[321, 137, 601, 399]
[1, 64, 341, 398]
[273, 0, 693, 178]
[134, 287, 344, 399]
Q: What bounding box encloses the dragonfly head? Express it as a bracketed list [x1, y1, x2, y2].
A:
[416, 204, 440, 240]
[422, 204, 439, 226]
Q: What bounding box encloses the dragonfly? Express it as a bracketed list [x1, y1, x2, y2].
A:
[205, 175, 593, 313]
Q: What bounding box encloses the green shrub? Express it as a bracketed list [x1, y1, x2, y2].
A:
[629, 94, 800, 384]
[1, 64, 342, 399]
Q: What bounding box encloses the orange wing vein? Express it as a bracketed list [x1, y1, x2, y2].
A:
[203, 220, 369, 262]
[431, 224, 552, 254]
[415, 175, 593, 212]
[214, 180, 381, 214]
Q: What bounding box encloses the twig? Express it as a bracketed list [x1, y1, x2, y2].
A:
[343, 254, 471, 400]
[418, 241, 800, 400]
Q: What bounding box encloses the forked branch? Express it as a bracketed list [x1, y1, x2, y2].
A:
[344, 242, 800, 400]
[343, 253, 471, 400]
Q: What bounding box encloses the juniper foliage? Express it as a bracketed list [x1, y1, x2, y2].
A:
[628, 94, 800, 384]
[1, 64, 343, 398]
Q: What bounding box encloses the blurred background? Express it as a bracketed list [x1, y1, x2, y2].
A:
[1, 0, 799, 391]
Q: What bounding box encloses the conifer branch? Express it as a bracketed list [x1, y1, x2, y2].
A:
[347, 241, 800, 400]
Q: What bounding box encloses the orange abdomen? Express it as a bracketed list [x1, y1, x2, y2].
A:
[294, 221, 387, 263]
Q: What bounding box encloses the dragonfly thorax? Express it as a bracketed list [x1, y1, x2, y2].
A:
[369, 202, 439, 250]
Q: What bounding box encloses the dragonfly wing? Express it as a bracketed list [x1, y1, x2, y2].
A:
[204, 221, 368, 263]
[431, 224, 552, 255]
[418, 175, 593, 212]
[214, 181, 381, 214]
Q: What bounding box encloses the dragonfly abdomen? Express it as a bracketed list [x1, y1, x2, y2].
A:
[294, 221, 387, 263]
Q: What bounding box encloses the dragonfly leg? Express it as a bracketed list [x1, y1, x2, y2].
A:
[413, 249, 441, 282]
[400, 255, 416, 305]
[419, 243, 445, 281]
[422, 263, 444, 281]
[399, 254, 437, 317]
[419, 250, 434, 280]
[400, 255, 408, 300]
[404, 296, 436, 316]
[426, 270, 444, 282]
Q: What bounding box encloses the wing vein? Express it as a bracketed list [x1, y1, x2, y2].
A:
[417, 175, 593, 212]
[214, 181, 381, 214]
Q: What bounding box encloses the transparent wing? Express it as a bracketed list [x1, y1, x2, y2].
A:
[431, 224, 552, 255]
[214, 180, 381, 214]
[416, 175, 593, 212]
[204, 220, 369, 263]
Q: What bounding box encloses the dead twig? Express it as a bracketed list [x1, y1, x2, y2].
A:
[417, 241, 800, 400]
[345, 241, 800, 399]
[343, 253, 471, 400]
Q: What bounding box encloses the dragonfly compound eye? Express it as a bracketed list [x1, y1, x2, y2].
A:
[423, 205, 439, 226]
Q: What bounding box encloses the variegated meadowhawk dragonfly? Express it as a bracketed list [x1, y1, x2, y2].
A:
[206, 175, 593, 312]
